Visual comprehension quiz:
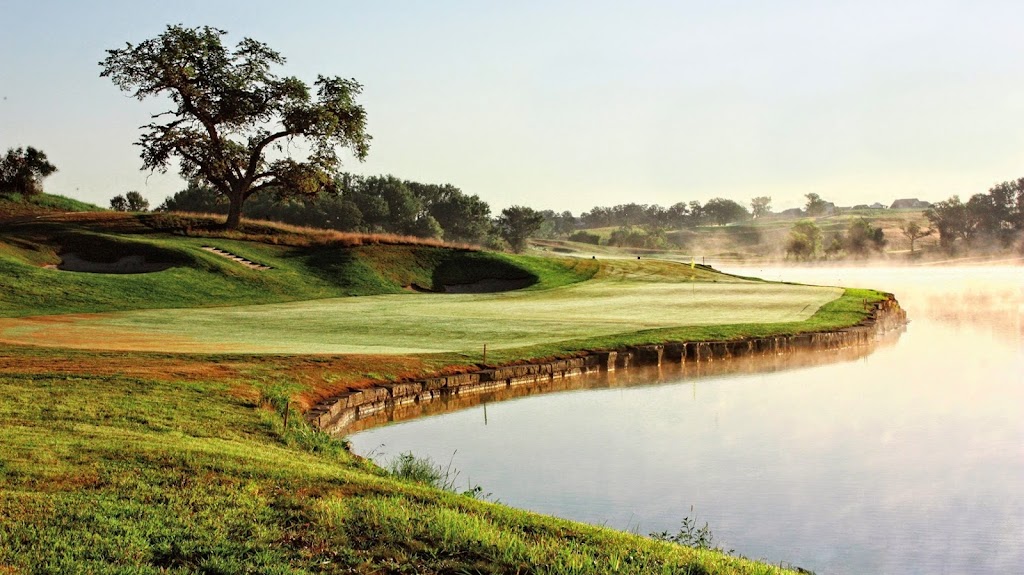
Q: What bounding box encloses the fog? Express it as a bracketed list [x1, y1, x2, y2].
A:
[352, 264, 1024, 575]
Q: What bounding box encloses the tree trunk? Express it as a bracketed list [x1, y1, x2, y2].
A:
[225, 194, 244, 230]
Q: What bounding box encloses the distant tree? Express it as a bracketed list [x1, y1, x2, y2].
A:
[0, 146, 57, 197]
[824, 234, 845, 259]
[580, 206, 612, 228]
[666, 202, 690, 228]
[159, 181, 228, 213]
[568, 230, 601, 245]
[872, 226, 887, 250]
[964, 192, 1016, 246]
[804, 193, 828, 217]
[109, 194, 129, 211]
[358, 175, 421, 234]
[899, 220, 932, 253]
[687, 201, 705, 226]
[786, 220, 822, 260]
[407, 213, 444, 239]
[125, 190, 150, 211]
[702, 198, 750, 226]
[407, 181, 493, 244]
[100, 25, 370, 229]
[925, 196, 974, 250]
[986, 177, 1024, 232]
[845, 218, 885, 256]
[750, 196, 772, 219]
[496, 206, 544, 253]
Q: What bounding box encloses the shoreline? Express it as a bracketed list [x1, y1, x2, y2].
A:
[309, 294, 907, 435]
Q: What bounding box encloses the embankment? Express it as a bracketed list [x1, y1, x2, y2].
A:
[309, 294, 907, 435]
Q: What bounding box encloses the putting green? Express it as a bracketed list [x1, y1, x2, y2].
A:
[0, 274, 841, 354]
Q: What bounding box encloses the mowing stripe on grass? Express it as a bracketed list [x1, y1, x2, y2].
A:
[0, 280, 841, 354]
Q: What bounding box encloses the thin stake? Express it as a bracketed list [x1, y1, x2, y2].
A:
[482, 343, 487, 365]
[283, 400, 290, 429]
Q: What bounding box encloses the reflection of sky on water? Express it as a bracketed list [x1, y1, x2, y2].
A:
[350, 267, 1024, 575]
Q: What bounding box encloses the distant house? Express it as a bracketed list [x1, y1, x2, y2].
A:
[779, 208, 804, 218]
[890, 198, 932, 209]
[869, 202, 886, 209]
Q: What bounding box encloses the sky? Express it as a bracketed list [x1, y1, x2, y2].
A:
[2, 0, 1023, 213]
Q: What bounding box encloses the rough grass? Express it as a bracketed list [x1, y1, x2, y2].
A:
[0, 368, 803, 575]
[0, 192, 103, 217]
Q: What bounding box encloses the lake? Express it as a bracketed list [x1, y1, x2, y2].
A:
[349, 266, 1023, 574]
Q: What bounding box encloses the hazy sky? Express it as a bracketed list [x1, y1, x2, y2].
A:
[3, 0, 1023, 213]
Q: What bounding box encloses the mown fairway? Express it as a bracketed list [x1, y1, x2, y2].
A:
[0, 270, 841, 354]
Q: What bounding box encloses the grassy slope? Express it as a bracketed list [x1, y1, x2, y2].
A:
[0, 369, 797, 575]
[0, 215, 595, 318]
[0, 212, 882, 574]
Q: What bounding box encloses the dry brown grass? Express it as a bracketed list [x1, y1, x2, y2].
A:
[0, 344, 447, 411]
[144, 212, 480, 250]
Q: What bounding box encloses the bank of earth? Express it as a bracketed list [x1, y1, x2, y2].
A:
[0, 210, 899, 574]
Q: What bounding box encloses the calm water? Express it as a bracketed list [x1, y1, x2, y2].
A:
[349, 266, 1024, 574]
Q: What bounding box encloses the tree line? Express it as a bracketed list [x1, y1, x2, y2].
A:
[157, 175, 547, 252]
[924, 179, 1024, 252]
[576, 197, 756, 229]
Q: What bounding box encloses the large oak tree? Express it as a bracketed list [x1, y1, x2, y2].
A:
[101, 25, 370, 229]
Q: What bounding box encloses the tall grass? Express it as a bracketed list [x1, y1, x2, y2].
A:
[144, 211, 479, 249]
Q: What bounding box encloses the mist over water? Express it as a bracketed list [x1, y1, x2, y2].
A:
[350, 266, 1024, 575]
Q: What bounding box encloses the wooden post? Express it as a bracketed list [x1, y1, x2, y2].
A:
[482, 344, 487, 365]
[283, 400, 290, 429]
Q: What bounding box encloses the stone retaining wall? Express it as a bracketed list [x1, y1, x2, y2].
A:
[309, 294, 907, 435]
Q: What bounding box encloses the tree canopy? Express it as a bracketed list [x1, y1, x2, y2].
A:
[702, 197, 750, 226]
[804, 193, 828, 217]
[158, 173, 494, 244]
[925, 179, 1024, 251]
[497, 206, 544, 253]
[786, 220, 822, 260]
[0, 147, 57, 197]
[750, 196, 772, 219]
[111, 191, 150, 212]
[100, 25, 370, 229]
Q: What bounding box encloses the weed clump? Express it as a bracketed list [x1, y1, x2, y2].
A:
[387, 451, 488, 499]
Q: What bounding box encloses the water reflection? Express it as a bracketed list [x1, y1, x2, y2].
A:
[350, 266, 1024, 575]
[346, 333, 903, 435]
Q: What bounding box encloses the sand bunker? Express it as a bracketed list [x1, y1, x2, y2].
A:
[442, 278, 534, 293]
[46, 253, 174, 274]
[403, 278, 535, 294]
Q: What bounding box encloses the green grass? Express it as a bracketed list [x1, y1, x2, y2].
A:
[0, 278, 844, 355]
[0, 217, 875, 358]
[0, 192, 104, 215]
[0, 212, 883, 574]
[0, 370, 803, 574]
[0, 218, 593, 318]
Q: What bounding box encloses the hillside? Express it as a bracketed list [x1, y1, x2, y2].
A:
[0, 212, 590, 317]
[539, 209, 937, 263]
